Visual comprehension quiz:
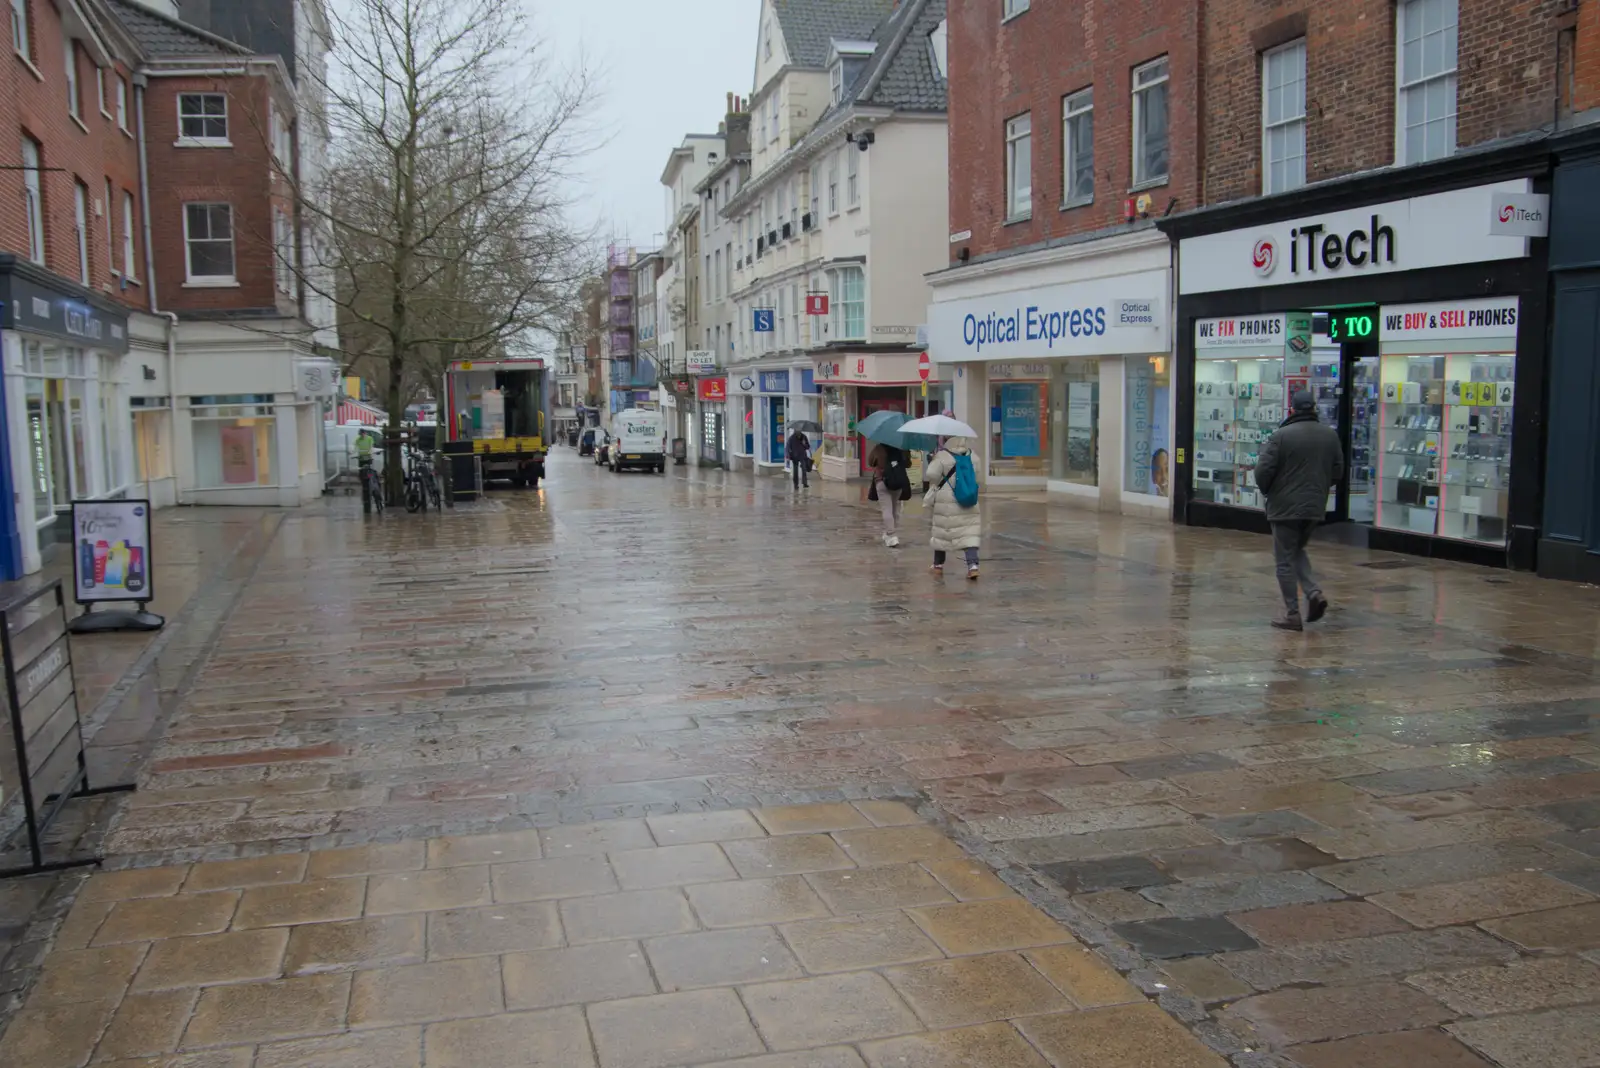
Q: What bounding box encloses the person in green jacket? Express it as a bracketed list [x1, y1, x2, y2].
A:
[355, 430, 375, 467]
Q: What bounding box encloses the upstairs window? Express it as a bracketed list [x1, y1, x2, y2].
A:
[827, 152, 840, 215]
[64, 39, 80, 119]
[1062, 88, 1094, 205]
[73, 182, 89, 284]
[116, 78, 128, 131]
[1005, 112, 1032, 218]
[1397, 0, 1457, 164]
[929, 19, 948, 80]
[9, 0, 28, 60]
[21, 137, 44, 265]
[1132, 57, 1170, 187]
[846, 146, 860, 208]
[1262, 41, 1307, 194]
[184, 203, 235, 281]
[122, 191, 137, 279]
[178, 93, 228, 144]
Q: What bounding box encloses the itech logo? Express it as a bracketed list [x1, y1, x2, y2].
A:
[1251, 238, 1277, 278]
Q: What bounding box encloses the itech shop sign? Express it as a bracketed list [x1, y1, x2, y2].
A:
[928, 272, 1168, 363]
[1178, 180, 1535, 295]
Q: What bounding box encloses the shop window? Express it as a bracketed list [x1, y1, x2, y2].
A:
[990, 375, 1047, 477]
[821, 388, 855, 463]
[1262, 41, 1306, 194]
[1125, 355, 1171, 497]
[1193, 353, 1286, 511]
[191, 404, 277, 488]
[1397, 0, 1457, 165]
[1049, 359, 1098, 485]
[1005, 112, 1031, 219]
[25, 379, 50, 523]
[1375, 351, 1512, 545]
[134, 407, 171, 482]
[1132, 57, 1169, 187]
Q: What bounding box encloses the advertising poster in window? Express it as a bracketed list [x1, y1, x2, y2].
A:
[220, 426, 257, 484]
[1000, 383, 1041, 457]
[71, 500, 153, 603]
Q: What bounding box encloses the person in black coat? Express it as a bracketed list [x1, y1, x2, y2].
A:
[1255, 390, 1345, 631]
[785, 429, 812, 488]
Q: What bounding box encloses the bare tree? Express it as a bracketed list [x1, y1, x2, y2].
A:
[286, 0, 599, 496]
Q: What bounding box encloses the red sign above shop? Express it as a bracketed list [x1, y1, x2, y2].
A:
[806, 294, 829, 316]
[696, 377, 728, 401]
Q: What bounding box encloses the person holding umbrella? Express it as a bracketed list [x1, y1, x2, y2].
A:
[901, 414, 984, 580]
[857, 410, 918, 548]
[785, 421, 820, 489]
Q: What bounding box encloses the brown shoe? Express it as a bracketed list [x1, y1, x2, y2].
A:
[1271, 612, 1304, 632]
[1306, 594, 1328, 624]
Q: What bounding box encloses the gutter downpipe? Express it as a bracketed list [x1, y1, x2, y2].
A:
[135, 74, 181, 504]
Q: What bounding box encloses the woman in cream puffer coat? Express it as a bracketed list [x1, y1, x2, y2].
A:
[922, 437, 982, 579]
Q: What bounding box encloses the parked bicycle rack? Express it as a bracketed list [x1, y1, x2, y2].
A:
[0, 581, 135, 879]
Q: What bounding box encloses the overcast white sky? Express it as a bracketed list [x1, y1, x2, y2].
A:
[534, 0, 761, 252]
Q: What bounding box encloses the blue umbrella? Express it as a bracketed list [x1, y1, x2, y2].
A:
[855, 410, 937, 452]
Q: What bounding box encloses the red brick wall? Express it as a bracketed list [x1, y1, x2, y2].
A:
[1571, 0, 1599, 115]
[1202, 1, 1584, 208]
[946, 0, 1202, 261]
[143, 74, 293, 316]
[0, 0, 144, 307]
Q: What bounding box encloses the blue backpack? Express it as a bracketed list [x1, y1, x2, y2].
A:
[943, 452, 979, 508]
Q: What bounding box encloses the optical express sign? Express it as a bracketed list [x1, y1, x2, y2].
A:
[1176, 180, 1542, 296]
[928, 271, 1168, 362]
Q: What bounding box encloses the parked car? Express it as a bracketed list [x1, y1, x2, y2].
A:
[578, 427, 609, 457]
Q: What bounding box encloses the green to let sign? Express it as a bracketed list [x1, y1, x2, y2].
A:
[1328, 307, 1379, 342]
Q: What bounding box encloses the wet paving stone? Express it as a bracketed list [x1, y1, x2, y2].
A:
[8, 456, 1600, 1062]
[1111, 916, 1260, 959]
[1034, 855, 1175, 894]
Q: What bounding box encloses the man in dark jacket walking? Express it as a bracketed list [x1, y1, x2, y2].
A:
[1254, 390, 1344, 631]
[785, 428, 812, 489]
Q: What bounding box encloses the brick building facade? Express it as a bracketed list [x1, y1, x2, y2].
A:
[1161, 0, 1600, 579]
[0, 0, 333, 579]
[945, 0, 1201, 261]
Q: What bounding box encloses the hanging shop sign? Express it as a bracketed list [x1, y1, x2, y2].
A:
[685, 350, 717, 372]
[1177, 180, 1534, 295]
[696, 377, 727, 401]
[1378, 297, 1520, 343]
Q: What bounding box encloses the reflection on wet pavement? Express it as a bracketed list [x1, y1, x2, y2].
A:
[6, 448, 1600, 1066]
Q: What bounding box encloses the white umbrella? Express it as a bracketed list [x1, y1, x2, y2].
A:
[898, 414, 978, 439]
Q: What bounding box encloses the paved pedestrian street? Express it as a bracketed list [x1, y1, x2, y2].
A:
[4, 448, 1600, 1067]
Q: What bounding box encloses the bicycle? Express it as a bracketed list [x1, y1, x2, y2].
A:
[359, 458, 385, 515]
[403, 446, 439, 513]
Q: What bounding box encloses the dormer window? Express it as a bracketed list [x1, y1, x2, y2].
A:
[929, 19, 948, 80]
[828, 39, 877, 105]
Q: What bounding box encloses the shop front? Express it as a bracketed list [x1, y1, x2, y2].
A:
[813, 352, 950, 482]
[926, 233, 1171, 515]
[1163, 171, 1549, 569]
[696, 376, 727, 468]
[0, 261, 136, 576]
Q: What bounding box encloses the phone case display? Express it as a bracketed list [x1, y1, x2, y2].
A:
[1193, 357, 1286, 511]
[1376, 353, 1513, 544]
[1349, 360, 1380, 523]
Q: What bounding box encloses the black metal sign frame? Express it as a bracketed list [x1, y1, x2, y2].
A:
[0, 580, 134, 879]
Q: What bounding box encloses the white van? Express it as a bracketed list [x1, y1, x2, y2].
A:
[609, 409, 665, 473]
